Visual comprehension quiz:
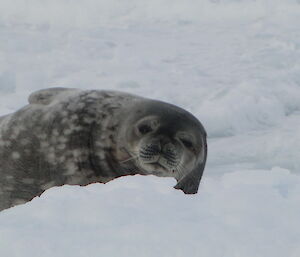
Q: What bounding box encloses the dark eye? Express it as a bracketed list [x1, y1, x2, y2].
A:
[181, 139, 193, 148]
[138, 124, 153, 135]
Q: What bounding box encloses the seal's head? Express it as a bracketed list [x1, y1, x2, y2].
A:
[117, 99, 207, 194]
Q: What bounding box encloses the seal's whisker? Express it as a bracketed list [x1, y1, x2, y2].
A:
[175, 162, 186, 177]
[120, 155, 138, 163]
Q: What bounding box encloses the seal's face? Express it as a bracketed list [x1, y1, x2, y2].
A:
[118, 101, 207, 194]
[131, 115, 199, 180]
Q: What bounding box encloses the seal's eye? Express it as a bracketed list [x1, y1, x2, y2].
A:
[138, 124, 153, 135]
[180, 139, 193, 149]
[177, 132, 195, 150]
[135, 117, 160, 136]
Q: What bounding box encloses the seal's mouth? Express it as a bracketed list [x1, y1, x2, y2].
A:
[139, 142, 180, 172]
[148, 161, 167, 171]
[118, 144, 180, 177]
[139, 159, 177, 177]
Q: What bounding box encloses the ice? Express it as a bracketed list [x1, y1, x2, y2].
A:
[0, 0, 300, 256]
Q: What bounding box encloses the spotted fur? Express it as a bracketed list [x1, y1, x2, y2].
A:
[0, 88, 207, 211]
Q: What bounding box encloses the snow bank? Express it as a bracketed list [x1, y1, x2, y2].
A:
[0, 168, 299, 257]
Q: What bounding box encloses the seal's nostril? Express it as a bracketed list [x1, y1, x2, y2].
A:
[160, 138, 171, 146]
[163, 143, 176, 154]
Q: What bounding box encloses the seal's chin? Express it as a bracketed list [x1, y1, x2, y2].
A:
[139, 161, 175, 177]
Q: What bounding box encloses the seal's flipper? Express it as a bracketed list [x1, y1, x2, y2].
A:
[174, 140, 207, 194]
[28, 87, 78, 105]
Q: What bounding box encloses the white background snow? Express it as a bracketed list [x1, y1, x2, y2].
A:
[1, 0, 300, 256]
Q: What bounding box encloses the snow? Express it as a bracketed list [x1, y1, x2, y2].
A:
[1, 170, 300, 257]
[1, 0, 300, 256]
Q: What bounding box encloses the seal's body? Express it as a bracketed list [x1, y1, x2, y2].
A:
[0, 88, 207, 211]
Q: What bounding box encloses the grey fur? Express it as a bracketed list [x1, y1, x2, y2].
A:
[0, 88, 207, 211]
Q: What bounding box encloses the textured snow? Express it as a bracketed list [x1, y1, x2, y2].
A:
[1, 0, 300, 256]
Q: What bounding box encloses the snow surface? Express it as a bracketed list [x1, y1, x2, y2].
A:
[1, 0, 300, 256]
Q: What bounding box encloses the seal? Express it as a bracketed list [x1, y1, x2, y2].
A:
[0, 88, 207, 211]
